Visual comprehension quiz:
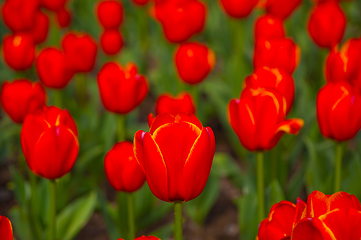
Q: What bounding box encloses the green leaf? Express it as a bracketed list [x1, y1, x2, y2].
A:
[9, 166, 27, 208]
[238, 191, 259, 240]
[265, 180, 285, 212]
[56, 191, 97, 240]
[9, 206, 34, 240]
[149, 223, 173, 240]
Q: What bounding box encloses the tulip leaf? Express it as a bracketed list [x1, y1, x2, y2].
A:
[149, 223, 173, 240]
[9, 166, 27, 208]
[265, 180, 285, 212]
[56, 191, 97, 240]
[344, 153, 361, 198]
[212, 153, 243, 189]
[9, 206, 34, 240]
[238, 191, 259, 240]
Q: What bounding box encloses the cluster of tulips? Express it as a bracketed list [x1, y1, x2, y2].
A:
[1, 0, 361, 239]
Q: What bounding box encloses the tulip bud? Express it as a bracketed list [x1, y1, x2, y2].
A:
[104, 141, 146, 192]
[1, 0, 39, 32]
[228, 88, 304, 151]
[56, 7, 72, 28]
[254, 14, 285, 41]
[2, 33, 35, 71]
[253, 38, 300, 74]
[308, 1, 346, 48]
[0, 79, 46, 124]
[154, 0, 207, 43]
[263, 0, 302, 20]
[97, 62, 149, 114]
[134, 113, 215, 202]
[96, 0, 123, 29]
[30, 10, 49, 44]
[0, 216, 13, 240]
[175, 42, 215, 84]
[62, 32, 98, 73]
[21, 106, 79, 179]
[218, 0, 258, 18]
[100, 29, 124, 55]
[316, 82, 361, 141]
[244, 67, 295, 115]
[40, 0, 67, 11]
[36, 47, 74, 89]
[131, 0, 150, 6]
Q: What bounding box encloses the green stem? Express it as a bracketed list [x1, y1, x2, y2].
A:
[117, 114, 126, 142]
[53, 90, 62, 108]
[47, 180, 56, 240]
[28, 169, 42, 240]
[75, 74, 87, 106]
[127, 193, 135, 240]
[334, 143, 343, 192]
[174, 202, 183, 240]
[256, 152, 265, 222]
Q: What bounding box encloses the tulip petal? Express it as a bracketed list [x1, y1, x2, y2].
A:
[134, 130, 146, 172]
[0, 216, 13, 240]
[265, 201, 296, 239]
[293, 198, 307, 228]
[291, 218, 324, 240]
[149, 113, 175, 134]
[275, 118, 304, 135]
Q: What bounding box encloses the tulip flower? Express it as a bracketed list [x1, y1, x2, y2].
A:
[96, 0, 123, 29]
[104, 141, 146, 192]
[1, 0, 39, 32]
[100, 29, 124, 55]
[40, 0, 67, 11]
[97, 62, 149, 114]
[36, 47, 74, 89]
[263, 0, 302, 20]
[316, 82, 361, 142]
[118, 236, 161, 240]
[56, 7, 72, 28]
[254, 14, 285, 41]
[61, 32, 98, 73]
[244, 67, 295, 115]
[0, 216, 13, 240]
[21, 106, 79, 179]
[228, 88, 304, 152]
[0, 79, 46, 124]
[218, 0, 258, 18]
[174, 42, 216, 84]
[134, 113, 215, 202]
[153, 0, 207, 43]
[308, 1, 346, 49]
[253, 38, 300, 74]
[155, 92, 196, 116]
[30, 10, 49, 44]
[2, 33, 35, 71]
[131, 0, 150, 6]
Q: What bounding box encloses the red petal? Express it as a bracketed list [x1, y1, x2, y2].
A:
[291, 218, 324, 240]
[0, 216, 13, 240]
[133, 130, 146, 173]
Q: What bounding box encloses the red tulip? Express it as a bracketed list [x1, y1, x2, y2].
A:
[131, 0, 150, 6]
[21, 106, 79, 179]
[104, 141, 146, 192]
[62, 32, 98, 73]
[218, 0, 258, 18]
[254, 14, 285, 41]
[97, 62, 149, 114]
[154, 0, 207, 43]
[308, 1, 346, 49]
[134, 113, 215, 202]
[2, 33, 35, 71]
[325, 38, 361, 86]
[118, 236, 161, 240]
[36, 47, 74, 89]
[39, 0, 66, 11]
[56, 7, 72, 28]
[155, 92, 196, 116]
[244, 67, 295, 115]
[175, 42, 215, 84]
[228, 88, 304, 151]
[30, 10, 49, 44]
[1, 0, 39, 32]
[0, 79, 46, 124]
[263, 0, 302, 20]
[253, 38, 301, 74]
[316, 82, 361, 141]
[96, 0, 123, 29]
[0, 216, 13, 240]
[100, 29, 124, 55]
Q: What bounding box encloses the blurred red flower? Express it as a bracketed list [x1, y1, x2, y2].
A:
[40, 0, 67, 11]
[262, 0, 302, 20]
[100, 29, 124, 55]
[97, 62, 149, 114]
[56, 7, 72, 28]
[104, 141, 146, 192]
[21, 106, 79, 179]
[218, 0, 258, 18]
[0, 216, 13, 240]
[254, 14, 285, 41]
[155, 92, 196, 116]
[0, 79, 46, 124]
[30, 10, 49, 44]
[134, 113, 215, 202]
[96, 0, 123, 29]
[118, 236, 161, 240]
[131, 0, 150, 6]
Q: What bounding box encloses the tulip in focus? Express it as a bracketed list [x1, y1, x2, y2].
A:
[0, 79, 46, 124]
[36, 47, 74, 89]
[97, 62, 149, 114]
[100, 29, 124, 55]
[308, 1, 346, 49]
[263, 0, 302, 20]
[21, 106, 79, 179]
[96, 0, 123, 29]
[254, 14, 285, 41]
[153, 0, 207, 43]
[104, 141, 146, 192]
[2, 34, 35, 71]
[62, 32, 98, 73]
[0, 216, 13, 240]
[316, 82, 361, 141]
[218, 0, 258, 18]
[134, 113, 215, 202]
[175, 42, 216, 84]
[228, 88, 304, 151]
